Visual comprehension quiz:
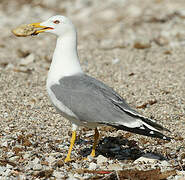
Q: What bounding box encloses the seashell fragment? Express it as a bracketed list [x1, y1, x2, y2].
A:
[12, 24, 36, 37]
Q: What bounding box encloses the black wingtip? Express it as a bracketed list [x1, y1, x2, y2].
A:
[162, 135, 171, 141]
[104, 123, 172, 141]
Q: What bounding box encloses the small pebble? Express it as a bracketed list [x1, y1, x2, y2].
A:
[107, 163, 122, 171]
[112, 58, 120, 64]
[9, 156, 20, 161]
[19, 53, 35, 65]
[88, 162, 98, 170]
[1, 141, 8, 147]
[97, 155, 108, 165]
[72, 162, 79, 169]
[134, 37, 151, 49]
[32, 164, 42, 171]
[45, 156, 56, 165]
[32, 157, 40, 164]
[6, 164, 14, 169]
[53, 170, 64, 179]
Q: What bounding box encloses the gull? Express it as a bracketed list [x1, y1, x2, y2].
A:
[28, 15, 171, 162]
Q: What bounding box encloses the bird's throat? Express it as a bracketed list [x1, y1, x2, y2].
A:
[47, 35, 83, 85]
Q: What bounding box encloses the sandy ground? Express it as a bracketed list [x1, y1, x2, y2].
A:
[0, 0, 185, 179]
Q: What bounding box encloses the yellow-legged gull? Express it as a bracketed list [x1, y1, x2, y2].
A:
[20, 15, 170, 162]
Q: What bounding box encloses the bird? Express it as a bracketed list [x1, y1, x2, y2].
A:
[27, 15, 171, 162]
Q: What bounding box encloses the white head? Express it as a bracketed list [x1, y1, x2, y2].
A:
[30, 15, 76, 37]
[29, 15, 83, 80]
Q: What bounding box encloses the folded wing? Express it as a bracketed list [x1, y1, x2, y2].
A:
[51, 74, 171, 140]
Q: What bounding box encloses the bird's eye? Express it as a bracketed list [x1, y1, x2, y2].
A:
[53, 20, 60, 24]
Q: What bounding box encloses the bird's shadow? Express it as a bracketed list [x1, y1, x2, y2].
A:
[77, 136, 167, 161]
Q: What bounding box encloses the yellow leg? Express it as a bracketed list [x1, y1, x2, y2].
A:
[90, 128, 99, 157]
[65, 131, 76, 163]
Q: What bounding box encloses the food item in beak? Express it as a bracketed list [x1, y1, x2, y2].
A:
[12, 24, 36, 37]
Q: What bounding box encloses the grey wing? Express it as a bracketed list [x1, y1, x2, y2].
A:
[51, 74, 169, 131]
[81, 75, 169, 132]
[50, 74, 138, 127]
[50, 74, 171, 140]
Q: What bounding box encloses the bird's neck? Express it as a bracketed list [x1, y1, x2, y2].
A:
[47, 34, 83, 84]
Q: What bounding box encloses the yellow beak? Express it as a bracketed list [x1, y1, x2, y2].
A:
[29, 23, 53, 34]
